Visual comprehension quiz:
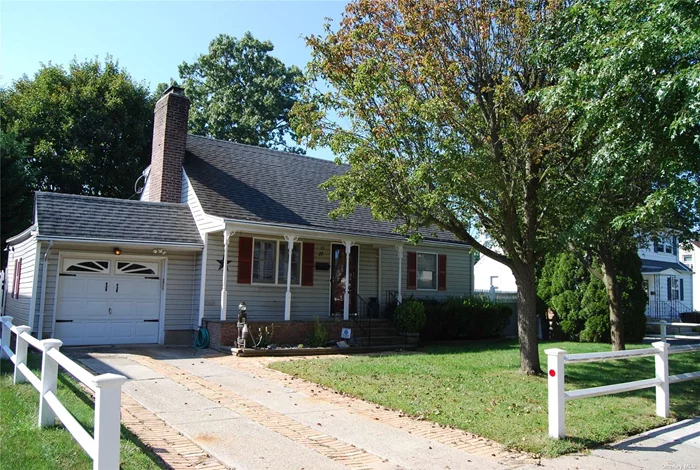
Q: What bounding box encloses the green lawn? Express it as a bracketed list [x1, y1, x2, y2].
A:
[0, 353, 162, 470]
[270, 340, 700, 457]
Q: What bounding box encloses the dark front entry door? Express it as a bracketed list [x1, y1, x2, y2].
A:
[330, 244, 359, 315]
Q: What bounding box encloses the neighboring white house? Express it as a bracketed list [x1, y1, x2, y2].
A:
[639, 237, 694, 319]
[473, 253, 517, 292]
[474, 234, 694, 319]
[680, 241, 700, 312]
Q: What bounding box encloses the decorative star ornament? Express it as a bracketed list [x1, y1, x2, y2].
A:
[217, 258, 232, 271]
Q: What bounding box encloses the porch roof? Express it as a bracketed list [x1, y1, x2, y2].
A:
[183, 135, 466, 246]
[641, 259, 692, 274]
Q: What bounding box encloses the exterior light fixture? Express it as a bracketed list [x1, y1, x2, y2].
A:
[151, 248, 167, 255]
[113, 247, 122, 255]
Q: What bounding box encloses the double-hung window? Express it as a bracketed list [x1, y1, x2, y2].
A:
[416, 253, 437, 290]
[252, 238, 301, 285]
[278, 242, 301, 284]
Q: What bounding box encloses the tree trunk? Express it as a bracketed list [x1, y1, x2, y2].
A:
[600, 256, 625, 351]
[512, 262, 542, 375]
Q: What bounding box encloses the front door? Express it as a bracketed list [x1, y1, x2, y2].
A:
[330, 244, 358, 315]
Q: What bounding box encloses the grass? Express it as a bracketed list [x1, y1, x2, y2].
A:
[0, 352, 163, 470]
[270, 340, 700, 457]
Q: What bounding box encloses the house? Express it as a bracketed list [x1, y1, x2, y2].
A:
[2, 86, 474, 347]
[639, 237, 694, 319]
[680, 241, 700, 312]
[475, 235, 694, 320]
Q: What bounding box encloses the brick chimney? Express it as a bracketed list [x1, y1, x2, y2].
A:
[146, 85, 190, 203]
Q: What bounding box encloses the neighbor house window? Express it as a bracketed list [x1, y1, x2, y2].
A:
[252, 240, 277, 284]
[490, 276, 499, 289]
[416, 253, 437, 290]
[278, 242, 301, 284]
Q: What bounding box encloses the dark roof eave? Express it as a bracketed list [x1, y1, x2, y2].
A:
[36, 235, 203, 249]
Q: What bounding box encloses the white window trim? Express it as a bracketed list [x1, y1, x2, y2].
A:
[416, 251, 438, 291]
[250, 237, 302, 287]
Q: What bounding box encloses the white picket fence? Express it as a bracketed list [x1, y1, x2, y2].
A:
[546, 341, 700, 439]
[0, 315, 127, 470]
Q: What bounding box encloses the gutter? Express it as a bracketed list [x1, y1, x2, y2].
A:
[35, 236, 203, 249]
[37, 240, 53, 339]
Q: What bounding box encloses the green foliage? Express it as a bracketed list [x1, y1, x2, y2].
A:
[419, 296, 512, 340]
[178, 32, 304, 153]
[0, 57, 155, 245]
[249, 324, 275, 349]
[393, 299, 427, 334]
[538, 251, 648, 344]
[0, 131, 35, 265]
[306, 317, 329, 347]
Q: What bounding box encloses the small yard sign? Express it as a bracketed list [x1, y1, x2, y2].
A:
[341, 328, 352, 339]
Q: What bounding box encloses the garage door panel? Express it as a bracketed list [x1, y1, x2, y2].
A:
[54, 259, 162, 346]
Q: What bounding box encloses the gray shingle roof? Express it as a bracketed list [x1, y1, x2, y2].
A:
[183, 134, 462, 244]
[35, 192, 202, 246]
[641, 259, 692, 274]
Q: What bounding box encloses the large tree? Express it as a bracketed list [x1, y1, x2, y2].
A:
[542, 0, 700, 349]
[0, 57, 155, 200]
[293, 0, 577, 374]
[0, 131, 35, 265]
[178, 32, 304, 153]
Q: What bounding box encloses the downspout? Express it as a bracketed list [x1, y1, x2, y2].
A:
[37, 241, 53, 339]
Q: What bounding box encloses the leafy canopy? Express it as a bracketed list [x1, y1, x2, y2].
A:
[0, 57, 155, 199]
[178, 32, 304, 153]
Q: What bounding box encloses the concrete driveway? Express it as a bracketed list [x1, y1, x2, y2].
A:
[70, 346, 699, 470]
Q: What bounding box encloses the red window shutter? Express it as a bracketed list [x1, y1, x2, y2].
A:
[301, 242, 315, 286]
[407, 251, 417, 290]
[237, 237, 253, 284]
[15, 259, 22, 298]
[438, 254, 447, 291]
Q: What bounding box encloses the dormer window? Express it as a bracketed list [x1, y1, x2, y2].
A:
[653, 236, 677, 255]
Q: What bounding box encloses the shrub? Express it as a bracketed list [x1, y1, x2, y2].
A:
[417, 296, 512, 340]
[538, 250, 648, 344]
[394, 299, 427, 333]
[306, 317, 329, 347]
[249, 324, 275, 348]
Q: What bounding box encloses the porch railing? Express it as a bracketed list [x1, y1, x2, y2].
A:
[646, 299, 693, 321]
[350, 294, 374, 346]
[385, 290, 401, 319]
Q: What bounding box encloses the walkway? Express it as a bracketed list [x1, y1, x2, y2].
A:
[71, 346, 699, 470]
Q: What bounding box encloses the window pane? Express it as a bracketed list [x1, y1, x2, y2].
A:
[278, 243, 301, 284]
[253, 240, 276, 283]
[417, 253, 436, 289]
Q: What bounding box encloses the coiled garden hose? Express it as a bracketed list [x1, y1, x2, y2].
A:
[193, 327, 210, 350]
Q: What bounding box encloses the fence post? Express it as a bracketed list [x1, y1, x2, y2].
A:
[92, 373, 127, 470]
[545, 348, 567, 439]
[652, 341, 670, 418]
[13, 325, 32, 384]
[0, 316, 13, 359]
[659, 320, 667, 342]
[38, 338, 62, 427]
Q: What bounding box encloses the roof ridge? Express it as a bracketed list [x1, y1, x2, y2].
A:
[35, 191, 190, 208]
[186, 133, 343, 167]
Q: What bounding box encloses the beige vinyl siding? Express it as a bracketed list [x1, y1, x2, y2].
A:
[203, 233, 380, 322]
[4, 235, 39, 328]
[39, 243, 199, 338]
[379, 244, 473, 309]
[182, 171, 224, 235]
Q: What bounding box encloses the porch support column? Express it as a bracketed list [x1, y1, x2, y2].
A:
[220, 230, 232, 321]
[395, 244, 403, 302]
[284, 234, 298, 321]
[343, 240, 355, 320]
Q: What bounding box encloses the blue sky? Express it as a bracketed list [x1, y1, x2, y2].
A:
[0, 1, 348, 159]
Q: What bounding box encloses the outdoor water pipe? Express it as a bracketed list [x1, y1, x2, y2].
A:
[37, 240, 53, 339]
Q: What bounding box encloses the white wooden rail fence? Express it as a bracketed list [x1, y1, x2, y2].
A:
[545, 341, 700, 439]
[0, 315, 127, 470]
[648, 320, 700, 342]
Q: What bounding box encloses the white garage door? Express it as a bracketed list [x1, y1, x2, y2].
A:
[55, 258, 162, 346]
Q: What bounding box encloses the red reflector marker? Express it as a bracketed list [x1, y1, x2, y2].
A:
[549, 369, 556, 377]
